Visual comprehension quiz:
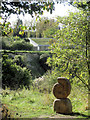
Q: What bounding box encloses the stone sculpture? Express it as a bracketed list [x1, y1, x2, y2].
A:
[53, 77, 72, 114]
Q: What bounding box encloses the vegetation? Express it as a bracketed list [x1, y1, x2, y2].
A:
[12, 19, 28, 38]
[35, 18, 58, 38]
[10, 40, 33, 50]
[2, 50, 51, 89]
[11, 18, 58, 39]
[43, 26, 57, 38]
[1, 85, 89, 118]
[1, 50, 51, 54]
[2, 54, 32, 89]
[2, 37, 33, 50]
[1, 2, 54, 17]
[1, 1, 90, 119]
[1, 2, 54, 37]
[47, 10, 90, 92]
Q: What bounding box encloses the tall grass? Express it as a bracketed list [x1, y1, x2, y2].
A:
[1, 87, 55, 118]
[1, 83, 89, 118]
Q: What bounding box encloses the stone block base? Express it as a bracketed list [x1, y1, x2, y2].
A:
[53, 98, 72, 114]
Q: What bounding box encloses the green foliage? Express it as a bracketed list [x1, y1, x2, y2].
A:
[2, 37, 33, 50]
[1, 51, 50, 80]
[43, 25, 57, 38]
[72, 1, 90, 10]
[47, 10, 90, 90]
[13, 19, 28, 38]
[1, 22, 13, 36]
[10, 40, 33, 50]
[1, 84, 89, 118]
[33, 70, 60, 93]
[2, 40, 10, 50]
[1, 2, 54, 17]
[1, 88, 55, 118]
[2, 37, 15, 50]
[13, 55, 26, 68]
[35, 18, 58, 38]
[2, 37, 33, 51]
[2, 50, 51, 55]
[2, 54, 32, 89]
[69, 83, 88, 116]
[1, 1, 89, 37]
[1, 2, 55, 37]
[39, 53, 51, 72]
[29, 31, 36, 38]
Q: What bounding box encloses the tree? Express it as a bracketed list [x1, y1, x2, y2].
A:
[1, 1, 89, 36]
[47, 9, 90, 91]
[35, 18, 57, 38]
[43, 24, 57, 38]
[1, 1, 55, 36]
[1, 1, 54, 17]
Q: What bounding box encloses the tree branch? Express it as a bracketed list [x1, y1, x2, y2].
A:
[75, 74, 90, 91]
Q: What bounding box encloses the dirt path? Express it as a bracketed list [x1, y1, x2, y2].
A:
[39, 112, 90, 119]
[39, 114, 77, 119]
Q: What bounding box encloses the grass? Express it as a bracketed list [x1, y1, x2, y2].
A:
[1, 84, 90, 119]
[31, 38, 53, 45]
[1, 88, 55, 118]
[69, 84, 89, 118]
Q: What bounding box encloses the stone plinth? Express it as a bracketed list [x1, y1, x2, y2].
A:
[53, 98, 72, 114]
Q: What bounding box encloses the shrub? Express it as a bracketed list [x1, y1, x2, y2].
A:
[10, 40, 33, 50]
[2, 40, 10, 50]
[39, 53, 51, 72]
[33, 70, 60, 93]
[2, 54, 32, 89]
[13, 55, 26, 68]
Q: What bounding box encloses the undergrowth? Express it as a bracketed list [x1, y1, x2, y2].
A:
[1, 84, 89, 118]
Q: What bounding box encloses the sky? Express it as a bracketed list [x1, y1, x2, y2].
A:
[41, 2, 78, 18]
[1, 2, 79, 27]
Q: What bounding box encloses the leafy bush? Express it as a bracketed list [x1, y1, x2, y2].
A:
[2, 40, 10, 50]
[10, 40, 33, 50]
[33, 70, 60, 93]
[39, 53, 51, 72]
[2, 54, 32, 89]
[13, 55, 26, 68]
[2, 37, 33, 51]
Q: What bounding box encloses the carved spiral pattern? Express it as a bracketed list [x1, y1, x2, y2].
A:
[53, 77, 71, 99]
[53, 77, 72, 114]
